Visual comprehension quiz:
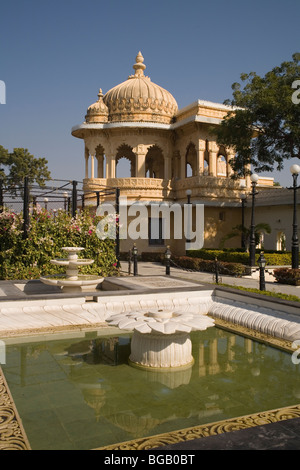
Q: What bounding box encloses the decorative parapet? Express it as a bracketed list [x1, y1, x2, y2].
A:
[83, 177, 173, 201]
[173, 175, 242, 202]
[83, 175, 244, 204]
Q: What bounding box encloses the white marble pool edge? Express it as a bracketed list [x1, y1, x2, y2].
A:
[0, 288, 300, 346]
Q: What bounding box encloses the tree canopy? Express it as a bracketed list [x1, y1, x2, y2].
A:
[0, 146, 51, 187]
[215, 53, 300, 177]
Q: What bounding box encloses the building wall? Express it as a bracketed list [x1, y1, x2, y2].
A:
[245, 204, 300, 251]
[119, 205, 242, 257]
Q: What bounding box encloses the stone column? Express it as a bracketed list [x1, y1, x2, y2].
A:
[208, 141, 217, 176]
[180, 151, 186, 179]
[85, 154, 89, 179]
[90, 153, 95, 179]
[97, 154, 104, 178]
[106, 154, 116, 179]
[135, 146, 147, 178]
[164, 156, 171, 180]
[197, 140, 205, 175]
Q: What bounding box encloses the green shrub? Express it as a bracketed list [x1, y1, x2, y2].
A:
[171, 255, 245, 277]
[141, 252, 164, 262]
[273, 268, 300, 286]
[186, 249, 292, 266]
[0, 208, 118, 280]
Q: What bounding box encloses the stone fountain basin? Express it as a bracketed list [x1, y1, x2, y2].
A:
[50, 259, 94, 266]
[40, 274, 104, 287]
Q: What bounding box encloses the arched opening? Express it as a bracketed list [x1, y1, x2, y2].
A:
[185, 143, 197, 177]
[204, 140, 209, 175]
[116, 144, 136, 177]
[276, 231, 286, 251]
[217, 146, 228, 177]
[145, 145, 164, 178]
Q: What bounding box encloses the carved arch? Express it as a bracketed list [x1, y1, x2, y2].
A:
[145, 145, 164, 178]
[217, 145, 228, 177]
[116, 144, 136, 177]
[185, 142, 197, 177]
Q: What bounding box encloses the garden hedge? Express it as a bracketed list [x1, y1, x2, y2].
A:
[186, 249, 292, 266]
[0, 208, 118, 280]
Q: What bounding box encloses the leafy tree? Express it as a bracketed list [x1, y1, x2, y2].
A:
[0, 145, 9, 179]
[215, 53, 300, 177]
[0, 146, 51, 188]
[219, 223, 271, 250]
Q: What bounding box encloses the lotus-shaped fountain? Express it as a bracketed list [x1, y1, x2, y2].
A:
[107, 309, 215, 370]
[40, 247, 104, 293]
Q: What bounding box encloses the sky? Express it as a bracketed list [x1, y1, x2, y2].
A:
[0, 0, 299, 187]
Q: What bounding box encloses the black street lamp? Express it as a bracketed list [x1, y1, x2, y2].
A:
[258, 251, 266, 291]
[186, 189, 192, 248]
[249, 173, 259, 267]
[132, 243, 138, 276]
[290, 164, 300, 269]
[240, 193, 247, 251]
[165, 246, 171, 275]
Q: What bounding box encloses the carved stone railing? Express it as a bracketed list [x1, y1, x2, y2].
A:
[83, 175, 243, 203]
[83, 177, 173, 200]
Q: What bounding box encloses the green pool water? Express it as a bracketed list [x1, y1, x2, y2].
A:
[2, 327, 300, 450]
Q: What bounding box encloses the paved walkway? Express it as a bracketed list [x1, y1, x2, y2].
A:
[120, 261, 300, 297]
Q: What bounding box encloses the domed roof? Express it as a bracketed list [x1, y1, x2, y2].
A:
[85, 89, 109, 123]
[103, 52, 178, 124]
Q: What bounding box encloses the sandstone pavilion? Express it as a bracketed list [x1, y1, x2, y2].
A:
[71, 52, 274, 255]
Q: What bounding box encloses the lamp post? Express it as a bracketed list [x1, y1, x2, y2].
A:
[165, 246, 171, 275]
[240, 193, 247, 251]
[290, 164, 300, 269]
[132, 243, 138, 276]
[44, 197, 48, 210]
[249, 174, 259, 267]
[258, 251, 266, 291]
[186, 189, 192, 248]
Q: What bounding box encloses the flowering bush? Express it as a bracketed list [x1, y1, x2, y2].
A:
[273, 268, 300, 286]
[0, 208, 119, 280]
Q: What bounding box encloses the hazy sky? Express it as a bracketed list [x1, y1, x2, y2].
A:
[1, 0, 299, 186]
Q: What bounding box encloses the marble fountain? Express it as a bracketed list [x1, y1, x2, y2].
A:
[107, 308, 215, 369]
[40, 246, 104, 293]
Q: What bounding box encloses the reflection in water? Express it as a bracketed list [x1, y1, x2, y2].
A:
[3, 328, 300, 450]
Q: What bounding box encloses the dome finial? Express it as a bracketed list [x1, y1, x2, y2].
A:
[133, 51, 146, 77]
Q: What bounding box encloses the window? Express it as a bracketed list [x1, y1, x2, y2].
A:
[148, 217, 165, 245]
[276, 232, 286, 251]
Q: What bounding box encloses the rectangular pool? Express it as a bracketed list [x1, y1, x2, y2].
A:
[2, 327, 300, 450]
